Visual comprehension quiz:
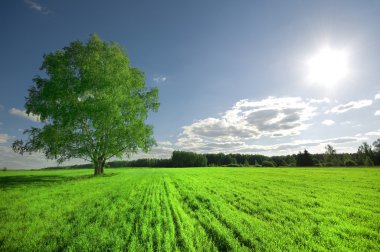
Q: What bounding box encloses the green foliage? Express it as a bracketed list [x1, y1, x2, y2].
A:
[296, 150, 314, 166]
[373, 138, 380, 165]
[171, 151, 207, 167]
[373, 138, 380, 153]
[261, 160, 276, 167]
[12, 34, 159, 175]
[1, 168, 379, 251]
[344, 159, 357, 167]
[243, 159, 250, 167]
[324, 144, 341, 166]
[224, 164, 241, 167]
[357, 142, 374, 166]
[364, 156, 375, 166]
[205, 153, 267, 166]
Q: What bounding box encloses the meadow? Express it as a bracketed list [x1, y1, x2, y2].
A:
[0, 167, 379, 251]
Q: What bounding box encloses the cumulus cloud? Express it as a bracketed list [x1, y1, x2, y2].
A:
[127, 141, 174, 160]
[178, 131, 365, 155]
[365, 130, 380, 137]
[375, 92, 380, 100]
[24, 0, 51, 14]
[308, 98, 331, 104]
[327, 99, 373, 113]
[9, 108, 40, 122]
[153, 75, 167, 84]
[0, 134, 10, 144]
[375, 110, 380, 116]
[322, 119, 335, 126]
[177, 96, 317, 152]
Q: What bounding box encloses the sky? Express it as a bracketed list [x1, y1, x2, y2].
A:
[0, 0, 379, 169]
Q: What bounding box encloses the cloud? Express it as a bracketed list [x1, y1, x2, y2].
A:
[153, 75, 167, 84]
[9, 108, 40, 122]
[126, 141, 174, 160]
[0, 145, 87, 169]
[322, 120, 335, 126]
[327, 99, 373, 114]
[0, 134, 10, 144]
[24, 0, 51, 14]
[375, 110, 380, 116]
[177, 96, 317, 152]
[375, 92, 380, 100]
[365, 130, 380, 137]
[308, 98, 331, 104]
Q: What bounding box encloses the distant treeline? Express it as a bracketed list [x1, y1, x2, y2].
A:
[45, 141, 380, 169]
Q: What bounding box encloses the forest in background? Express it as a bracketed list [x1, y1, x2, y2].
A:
[42, 140, 380, 169]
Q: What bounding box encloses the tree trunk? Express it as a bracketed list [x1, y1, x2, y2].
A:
[94, 158, 105, 175]
[101, 159, 105, 174]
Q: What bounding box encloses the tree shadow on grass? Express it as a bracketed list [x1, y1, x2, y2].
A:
[0, 173, 117, 189]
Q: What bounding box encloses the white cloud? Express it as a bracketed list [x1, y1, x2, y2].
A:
[375, 92, 380, 100]
[365, 130, 380, 137]
[375, 110, 380, 116]
[0, 134, 10, 144]
[126, 141, 174, 160]
[177, 96, 317, 152]
[24, 0, 51, 14]
[308, 98, 330, 104]
[9, 108, 40, 122]
[327, 99, 373, 113]
[322, 120, 335, 126]
[157, 141, 173, 147]
[153, 75, 167, 84]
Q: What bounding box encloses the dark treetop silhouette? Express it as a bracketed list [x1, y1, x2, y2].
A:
[13, 34, 159, 175]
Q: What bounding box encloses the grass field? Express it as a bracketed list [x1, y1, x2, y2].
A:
[1, 168, 379, 251]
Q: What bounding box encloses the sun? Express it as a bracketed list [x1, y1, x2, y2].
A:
[307, 45, 349, 87]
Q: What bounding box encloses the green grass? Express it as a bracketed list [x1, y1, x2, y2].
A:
[1, 168, 379, 251]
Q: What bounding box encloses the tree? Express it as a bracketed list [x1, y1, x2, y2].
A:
[171, 151, 207, 167]
[243, 158, 250, 167]
[324, 144, 340, 166]
[262, 160, 275, 167]
[373, 138, 380, 165]
[12, 34, 159, 175]
[373, 139, 380, 152]
[357, 142, 374, 166]
[296, 150, 314, 167]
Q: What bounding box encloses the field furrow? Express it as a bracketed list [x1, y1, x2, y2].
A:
[1, 168, 379, 251]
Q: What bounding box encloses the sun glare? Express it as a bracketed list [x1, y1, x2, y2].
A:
[307, 46, 349, 87]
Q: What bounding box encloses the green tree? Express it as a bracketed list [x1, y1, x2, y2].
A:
[324, 144, 340, 166]
[12, 34, 159, 175]
[357, 142, 374, 166]
[373, 139, 380, 152]
[296, 150, 314, 167]
[373, 138, 380, 165]
[262, 160, 275, 167]
[171, 151, 207, 167]
[243, 158, 250, 167]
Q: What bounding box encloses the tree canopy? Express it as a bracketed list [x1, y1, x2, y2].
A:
[296, 150, 314, 167]
[324, 144, 340, 166]
[13, 34, 159, 175]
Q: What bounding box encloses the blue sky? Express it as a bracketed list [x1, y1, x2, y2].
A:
[0, 0, 379, 168]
